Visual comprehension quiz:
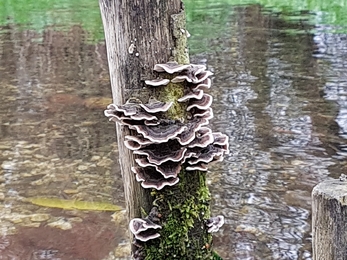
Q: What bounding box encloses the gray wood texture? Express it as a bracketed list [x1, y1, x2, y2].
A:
[312, 179, 347, 260]
[99, 0, 183, 228]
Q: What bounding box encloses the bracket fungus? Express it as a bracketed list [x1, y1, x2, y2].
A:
[124, 135, 153, 151]
[206, 215, 225, 233]
[129, 218, 161, 242]
[135, 158, 182, 179]
[137, 170, 179, 189]
[191, 78, 212, 91]
[186, 162, 208, 172]
[177, 88, 204, 102]
[153, 61, 190, 74]
[129, 207, 162, 242]
[134, 146, 187, 165]
[132, 166, 179, 190]
[191, 107, 214, 119]
[105, 61, 229, 251]
[187, 127, 214, 148]
[171, 64, 213, 84]
[130, 123, 187, 143]
[139, 98, 173, 113]
[131, 207, 162, 259]
[186, 94, 213, 111]
[105, 61, 229, 190]
[175, 119, 206, 146]
[144, 78, 170, 87]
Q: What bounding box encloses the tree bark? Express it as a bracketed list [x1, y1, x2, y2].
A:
[99, 1, 214, 259]
[99, 0, 184, 223]
[312, 179, 347, 260]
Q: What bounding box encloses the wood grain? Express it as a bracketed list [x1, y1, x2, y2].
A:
[312, 179, 347, 260]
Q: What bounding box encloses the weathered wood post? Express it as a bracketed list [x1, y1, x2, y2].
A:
[99, 0, 227, 258]
[98, 0, 184, 221]
[312, 179, 347, 260]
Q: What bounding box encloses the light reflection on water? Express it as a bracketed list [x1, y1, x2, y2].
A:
[0, 24, 128, 259]
[199, 4, 347, 260]
[0, 2, 347, 260]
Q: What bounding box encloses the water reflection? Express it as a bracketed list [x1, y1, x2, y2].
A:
[197, 4, 346, 260]
[0, 24, 128, 259]
[315, 29, 347, 149]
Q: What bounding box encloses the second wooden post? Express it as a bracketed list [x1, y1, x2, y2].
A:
[312, 179, 347, 260]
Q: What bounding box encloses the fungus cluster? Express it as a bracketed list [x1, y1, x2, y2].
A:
[105, 62, 229, 190]
[206, 215, 225, 233]
[130, 207, 161, 259]
[129, 207, 161, 242]
[105, 61, 228, 246]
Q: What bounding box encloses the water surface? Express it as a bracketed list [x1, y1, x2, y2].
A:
[196, 4, 347, 260]
[0, 18, 128, 259]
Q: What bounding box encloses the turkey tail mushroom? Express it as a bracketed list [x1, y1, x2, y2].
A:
[105, 61, 229, 255]
[206, 215, 225, 233]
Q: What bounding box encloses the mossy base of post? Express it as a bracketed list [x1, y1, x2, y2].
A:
[312, 179, 347, 260]
[144, 171, 213, 259]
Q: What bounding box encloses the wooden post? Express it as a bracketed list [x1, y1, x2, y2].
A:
[98, 0, 183, 221]
[312, 179, 347, 260]
[99, 0, 216, 259]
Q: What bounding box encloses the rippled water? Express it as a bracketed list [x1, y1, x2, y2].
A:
[199, 5, 347, 260]
[0, 22, 128, 259]
[1, 2, 347, 260]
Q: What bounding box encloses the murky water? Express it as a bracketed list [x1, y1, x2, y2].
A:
[198, 4, 347, 260]
[0, 21, 128, 259]
[1, 2, 347, 260]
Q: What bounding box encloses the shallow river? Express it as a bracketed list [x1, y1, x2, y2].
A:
[1, 2, 347, 260]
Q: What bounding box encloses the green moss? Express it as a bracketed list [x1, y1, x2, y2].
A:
[212, 251, 224, 260]
[171, 11, 190, 64]
[144, 171, 213, 259]
[158, 81, 186, 121]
